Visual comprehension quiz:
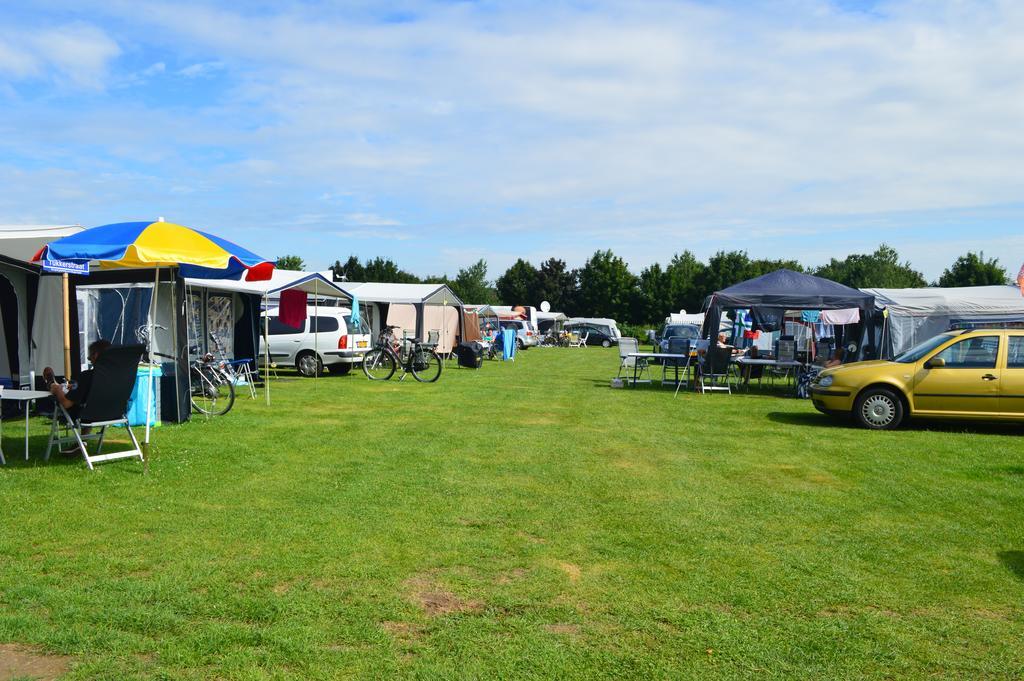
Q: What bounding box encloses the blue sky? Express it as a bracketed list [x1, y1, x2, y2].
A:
[0, 0, 1022, 281]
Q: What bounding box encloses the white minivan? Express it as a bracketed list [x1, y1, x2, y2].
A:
[262, 306, 372, 376]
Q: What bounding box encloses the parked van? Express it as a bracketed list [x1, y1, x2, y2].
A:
[262, 306, 372, 376]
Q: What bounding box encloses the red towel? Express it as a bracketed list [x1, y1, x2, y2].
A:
[278, 289, 307, 329]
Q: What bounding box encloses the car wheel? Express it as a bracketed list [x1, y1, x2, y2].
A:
[516, 338, 524, 350]
[601, 339, 612, 348]
[854, 388, 904, 430]
[296, 351, 323, 377]
[328, 363, 352, 375]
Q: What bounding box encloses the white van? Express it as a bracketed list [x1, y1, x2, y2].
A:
[262, 306, 372, 376]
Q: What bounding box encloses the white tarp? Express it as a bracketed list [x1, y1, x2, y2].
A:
[185, 270, 350, 300]
[864, 285, 1024, 357]
[337, 280, 462, 306]
[0, 225, 84, 262]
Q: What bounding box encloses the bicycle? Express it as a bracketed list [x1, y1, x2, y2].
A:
[135, 324, 236, 416]
[362, 325, 443, 383]
[189, 348, 236, 416]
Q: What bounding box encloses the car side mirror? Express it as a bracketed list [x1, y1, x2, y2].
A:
[924, 357, 945, 369]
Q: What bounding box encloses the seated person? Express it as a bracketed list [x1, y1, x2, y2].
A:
[716, 333, 748, 356]
[44, 339, 111, 422]
[823, 347, 845, 368]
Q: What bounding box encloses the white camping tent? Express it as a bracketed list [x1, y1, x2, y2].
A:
[0, 224, 84, 262]
[864, 285, 1024, 358]
[334, 280, 463, 354]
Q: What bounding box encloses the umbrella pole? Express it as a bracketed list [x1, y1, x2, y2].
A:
[264, 292, 271, 406]
[314, 278, 319, 379]
[145, 267, 159, 447]
[62, 273, 71, 378]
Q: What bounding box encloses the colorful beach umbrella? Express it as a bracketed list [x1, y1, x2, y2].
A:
[32, 219, 274, 452]
[32, 219, 274, 281]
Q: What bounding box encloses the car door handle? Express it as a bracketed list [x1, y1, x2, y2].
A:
[982, 374, 998, 381]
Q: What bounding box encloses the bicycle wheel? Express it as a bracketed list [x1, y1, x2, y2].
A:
[410, 348, 442, 383]
[362, 349, 396, 381]
[191, 366, 236, 415]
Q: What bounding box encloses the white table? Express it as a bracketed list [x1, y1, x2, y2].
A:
[0, 389, 51, 464]
[627, 352, 692, 386]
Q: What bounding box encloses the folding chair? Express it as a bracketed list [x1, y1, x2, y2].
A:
[227, 358, 258, 400]
[661, 338, 692, 394]
[45, 345, 146, 470]
[616, 337, 650, 384]
[700, 346, 734, 394]
[772, 339, 797, 387]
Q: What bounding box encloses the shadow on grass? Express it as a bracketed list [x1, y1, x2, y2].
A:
[767, 411, 853, 429]
[998, 551, 1024, 581]
[0, 431, 148, 471]
[767, 411, 1024, 436]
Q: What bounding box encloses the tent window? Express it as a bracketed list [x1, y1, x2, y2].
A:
[187, 292, 205, 357]
[207, 295, 234, 359]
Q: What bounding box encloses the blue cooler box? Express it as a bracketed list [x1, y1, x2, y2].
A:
[126, 365, 162, 427]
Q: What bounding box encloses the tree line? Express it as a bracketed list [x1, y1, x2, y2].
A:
[274, 246, 1010, 326]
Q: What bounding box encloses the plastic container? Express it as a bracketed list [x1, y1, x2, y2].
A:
[126, 364, 162, 427]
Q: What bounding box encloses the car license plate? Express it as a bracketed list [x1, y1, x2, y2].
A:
[357, 341, 368, 348]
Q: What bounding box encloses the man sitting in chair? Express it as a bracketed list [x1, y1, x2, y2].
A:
[43, 339, 111, 438]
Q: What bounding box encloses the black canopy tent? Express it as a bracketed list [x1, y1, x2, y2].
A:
[701, 269, 877, 359]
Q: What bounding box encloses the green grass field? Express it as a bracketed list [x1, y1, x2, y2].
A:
[1, 347, 1023, 679]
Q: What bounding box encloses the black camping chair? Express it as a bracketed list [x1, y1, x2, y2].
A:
[45, 345, 146, 470]
[700, 345, 735, 394]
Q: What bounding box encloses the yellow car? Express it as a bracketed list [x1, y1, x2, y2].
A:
[811, 328, 1024, 429]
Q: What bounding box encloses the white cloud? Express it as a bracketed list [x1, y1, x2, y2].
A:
[0, 22, 120, 89]
[177, 61, 223, 78]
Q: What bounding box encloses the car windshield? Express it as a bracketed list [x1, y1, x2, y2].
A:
[664, 324, 699, 340]
[893, 333, 956, 363]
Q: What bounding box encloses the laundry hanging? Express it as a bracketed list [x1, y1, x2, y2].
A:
[820, 308, 860, 325]
[278, 289, 308, 329]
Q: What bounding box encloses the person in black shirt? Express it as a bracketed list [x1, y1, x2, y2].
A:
[44, 339, 111, 421]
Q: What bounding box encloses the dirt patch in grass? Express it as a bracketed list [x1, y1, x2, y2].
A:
[818, 604, 900, 619]
[516, 531, 546, 544]
[0, 643, 72, 681]
[495, 568, 529, 585]
[382, 620, 426, 645]
[544, 623, 581, 637]
[559, 562, 581, 582]
[403, 576, 483, 617]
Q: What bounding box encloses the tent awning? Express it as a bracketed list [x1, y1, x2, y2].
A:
[337, 280, 463, 306]
[185, 270, 351, 300]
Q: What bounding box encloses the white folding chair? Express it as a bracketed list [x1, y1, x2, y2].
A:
[616, 337, 650, 384]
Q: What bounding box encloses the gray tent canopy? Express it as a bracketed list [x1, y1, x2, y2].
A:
[864, 284, 1024, 358]
[702, 269, 877, 357]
